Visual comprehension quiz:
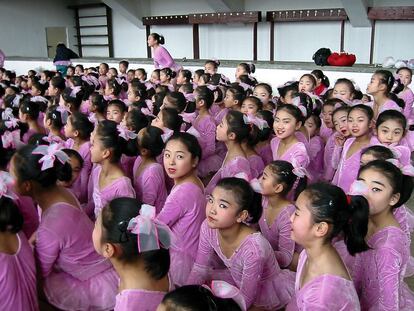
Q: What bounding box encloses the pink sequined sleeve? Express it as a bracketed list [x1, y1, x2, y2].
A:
[275, 213, 295, 268]
[35, 227, 60, 278]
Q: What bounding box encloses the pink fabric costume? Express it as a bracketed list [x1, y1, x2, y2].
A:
[157, 182, 206, 286]
[322, 133, 339, 182]
[270, 137, 310, 169]
[319, 122, 333, 142]
[205, 156, 252, 195]
[90, 165, 136, 218]
[120, 154, 137, 180]
[398, 88, 414, 124]
[307, 135, 325, 181]
[36, 202, 118, 310]
[248, 154, 265, 179]
[352, 226, 414, 311]
[187, 221, 295, 310]
[22, 128, 38, 144]
[65, 139, 92, 203]
[286, 250, 360, 311]
[153, 46, 182, 72]
[259, 200, 295, 268]
[15, 194, 39, 239]
[0, 232, 38, 311]
[365, 99, 402, 119]
[256, 143, 273, 166]
[132, 156, 167, 214]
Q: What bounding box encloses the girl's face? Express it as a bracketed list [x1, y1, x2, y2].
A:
[67, 67, 75, 76]
[358, 168, 399, 216]
[376, 119, 405, 145]
[9, 157, 26, 196]
[193, 73, 200, 84]
[253, 86, 271, 105]
[206, 186, 246, 229]
[90, 130, 106, 163]
[204, 63, 216, 75]
[333, 83, 353, 101]
[58, 155, 82, 187]
[333, 110, 350, 136]
[347, 109, 371, 138]
[163, 139, 197, 180]
[106, 105, 124, 124]
[160, 71, 169, 84]
[235, 65, 246, 80]
[20, 81, 28, 91]
[322, 105, 334, 128]
[273, 109, 301, 139]
[106, 69, 117, 79]
[281, 90, 295, 105]
[304, 116, 318, 138]
[176, 72, 186, 85]
[398, 69, 412, 87]
[127, 71, 135, 82]
[31, 86, 41, 96]
[119, 63, 127, 74]
[162, 96, 175, 110]
[366, 74, 384, 95]
[216, 117, 230, 142]
[151, 111, 164, 129]
[135, 70, 145, 81]
[150, 72, 160, 83]
[127, 89, 139, 103]
[18, 109, 27, 123]
[99, 64, 108, 76]
[361, 94, 371, 103]
[299, 76, 315, 93]
[75, 67, 83, 76]
[260, 166, 279, 196]
[48, 84, 59, 97]
[104, 83, 113, 96]
[241, 99, 259, 115]
[64, 116, 76, 139]
[147, 35, 157, 47]
[224, 90, 238, 109]
[290, 192, 315, 246]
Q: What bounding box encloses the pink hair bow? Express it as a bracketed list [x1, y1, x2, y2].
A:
[334, 102, 344, 110]
[117, 124, 138, 141]
[141, 108, 155, 117]
[243, 114, 269, 130]
[32, 143, 69, 171]
[238, 82, 252, 92]
[56, 106, 70, 124]
[70, 86, 82, 98]
[184, 93, 195, 102]
[348, 180, 369, 197]
[291, 158, 308, 178]
[145, 99, 154, 112]
[2, 108, 14, 121]
[161, 128, 174, 143]
[1, 130, 21, 149]
[43, 134, 64, 145]
[31, 96, 48, 103]
[0, 171, 17, 200]
[386, 158, 401, 167]
[401, 164, 414, 177]
[12, 95, 22, 108]
[145, 82, 154, 90]
[249, 178, 262, 194]
[206, 84, 217, 91]
[88, 113, 98, 125]
[186, 126, 201, 138]
[127, 204, 173, 253]
[208, 281, 247, 311]
[115, 77, 125, 85]
[292, 97, 307, 118]
[5, 117, 19, 129]
[180, 112, 197, 124]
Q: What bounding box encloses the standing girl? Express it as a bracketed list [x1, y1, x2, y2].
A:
[188, 177, 294, 310]
[148, 33, 182, 72]
[10, 144, 118, 310]
[157, 132, 206, 286]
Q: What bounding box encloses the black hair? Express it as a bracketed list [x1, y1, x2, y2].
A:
[19, 98, 40, 120]
[195, 86, 214, 109]
[216, 177, 262, 224]
[303, 182, 369, 255]
[50, 76, 66, 91]
[238, 75, 257, 90]
[276, 103, 305, 124]
[31, 81, 46, 96]
[348, 104, 374, 122]
[90, 93, 108, 114]
[69, 112, 94, 140]
[45, 105, 66, 130]
[194, 69, 204, 78]
[267, 160, 307, 200]
[101, 197, 170, 278]
[62, 148, 84, 168]
[178, 69, 192, 84]
[108, 99, 127, 114]
[165, 92, 186, 112]
[358, 160, 414, 208]
[136, 68, 147, 80]
[254, 83, 273, 96]
[238, 62, 256, 74]
[150, 33, 165, 45]
[323, 97, 345, 108]
[166, 132, 202, 161]
[160, 108, 183, 132]
[0, 197, 24, 233]
[99, 63, 109, 71]
[27, 133, 48, 146]
[200, 73, 211, 84]
[300, 74, 317, 87]
[242, 96, 263, 111]
[388, 92, 406, 109]
[205, 59, 220, 69]
[225, 110, 257, 144]
[129, 82, 148, 100]
[13, 144, 72, 187]
[62, 86, 84, 111]
[161, 285, 241, 311]
[126, 109, 150, 133]
[119, 60, 129, 68]
[256, 110, 274, 141]
[161, 68, 177, 80]
[96, 120, 139, 161]
[311, 69, 330, 87]
[106, 78, 122, 96]
[139, 126, 164, 157]
[227, 85, 246, 104]
[396, 66, 413, 77]
[277, 81, 298, 99]
[376, 109, 407, 132]
[361, 145, 394, 162]
[334, 78, 356, 97]
[179, 83, 194, 95]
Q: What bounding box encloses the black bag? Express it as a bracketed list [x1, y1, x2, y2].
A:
[312, 48, 332, 66]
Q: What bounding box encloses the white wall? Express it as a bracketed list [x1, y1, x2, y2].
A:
[0, 0, 76, 57]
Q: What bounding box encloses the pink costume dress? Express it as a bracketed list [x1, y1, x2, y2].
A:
[15, 194, 39, 239]
[90, 165, 136, 218]
[307, 135, 325, 182]
[189, 115, 222, 177]
[153, 46, 182, 72]
[322, 133, 338, 182]
[352, 226, 414, 311]
[248, 154, 265, 179]
[65, 139, 92, 203]
[132, 156, 167, 214]
[286, 250, 360, 311]
[259, 200, 295, 268]
[36, 202, 118, 310]
[256, 142, 273, 166]
[156, 182, 206, 286]
[0, 232, 38, 311]
[365, 99, 402, 119]
[332, 136, 375, 193]
[22, 128, 38, 144]
[319, 122, 333, 142]
[398, 88, 414, 124]
[205, 156, 252, 195]
[120, 154, 137, 180]
[114, 276, 174, 311]
[187, 221, 295, 310]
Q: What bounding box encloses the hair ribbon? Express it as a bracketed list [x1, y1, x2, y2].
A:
[117, 124, 138, 141]
[32, 143, 69, 171]
[243, 114, 269, 130]
[0, 171, 17, 200]
[203, 281, 247, 311]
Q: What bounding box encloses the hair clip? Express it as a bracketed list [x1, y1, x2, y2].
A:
[118, 220, 129, 243]
[117, 124, 138, 141]
[1, 130, 21, 149]
[348, 180, 369, 197]
[161, 128, 174, 143]
[0, 171, 17, 200]
[32, 143, 69, 171]
[292, 97, 307, 118]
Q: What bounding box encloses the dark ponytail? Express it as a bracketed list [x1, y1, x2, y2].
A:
[150, 33, 165, 45]
[345, 195, 370, 255]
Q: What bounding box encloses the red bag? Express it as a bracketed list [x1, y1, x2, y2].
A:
[327, 52, 356, 66]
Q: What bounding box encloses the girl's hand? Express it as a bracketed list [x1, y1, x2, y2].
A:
[335, 134, 347, 147]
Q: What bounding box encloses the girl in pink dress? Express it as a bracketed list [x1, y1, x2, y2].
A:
[160, 68, 177, 92]
[332, 104, 375, 193]
[298, 74, 316, 94]
[189, 86, 222, 178]
[61, 86, 85, 113]
[253, 83, 274, 112]
[0, 175, 38, 311]
[206, 110, 252, 195]
[93, 198, 174, 311]
[157, 132, 206, 286]
[320, 98, 339, 142]
[259, 160, 306, 269]
[43, 105, 67, 142]
[187, 177, 294, 310]
[396, 67, 414, 124]
[287, 182, 368, 310]
[64, 112, 94, 203]
[304, 113, 325, 181]
[133, 126, 167, 214]
[255, 110, 274, 166]
[223, 85, 246, 112]
[19, 100, 44, 143]
[240, 96, 262, 116]
[148, 33, 182, 72]
[89, 120, 136, 219]
[332, 78, 356, 103]
[10, 144, 118, 310]
[353, 160, 414, 310]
